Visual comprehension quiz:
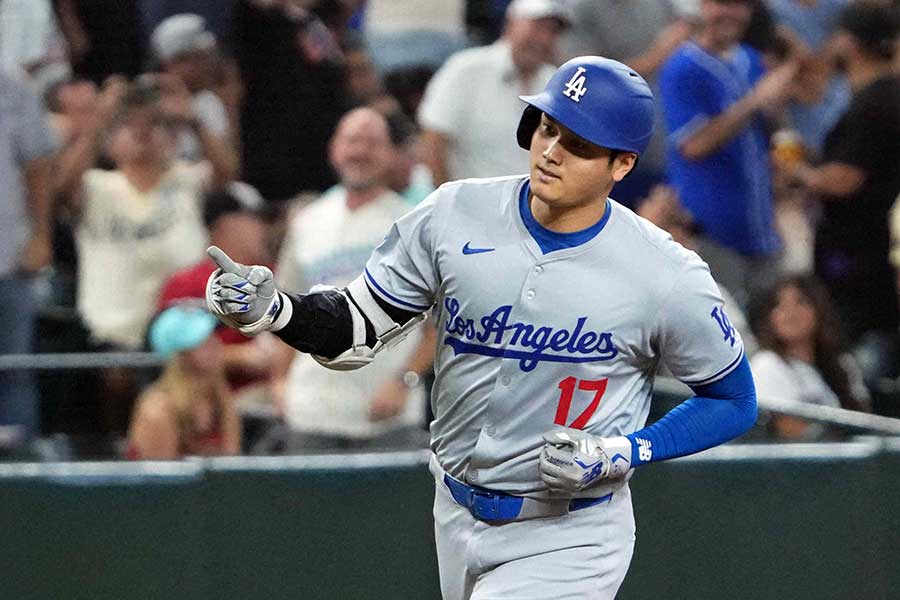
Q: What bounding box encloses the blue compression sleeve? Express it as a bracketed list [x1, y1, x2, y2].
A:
[625, 355, 757, 466]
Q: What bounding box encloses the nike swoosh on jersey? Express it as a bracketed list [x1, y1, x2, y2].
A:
[462, 242, 495, 255]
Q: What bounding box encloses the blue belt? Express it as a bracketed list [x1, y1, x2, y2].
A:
[443, 474, 612, 522]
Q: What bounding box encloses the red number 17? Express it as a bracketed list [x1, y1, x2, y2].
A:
[554, 377, 608, 429]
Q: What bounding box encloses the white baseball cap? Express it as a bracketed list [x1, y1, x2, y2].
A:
[506, 0, 574, 26]
[151, 14, 216, 62]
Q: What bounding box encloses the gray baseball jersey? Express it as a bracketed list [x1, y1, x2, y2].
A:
[365, 174, 744, 496]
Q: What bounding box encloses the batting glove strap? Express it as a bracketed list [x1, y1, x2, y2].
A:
[206, 269, 288, 337]
[237, 291, 290, 336]
[600, 436, 633, 477]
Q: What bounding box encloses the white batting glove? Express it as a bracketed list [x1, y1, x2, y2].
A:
[205, 246, 285, 336]
[539, 429, 633, 494]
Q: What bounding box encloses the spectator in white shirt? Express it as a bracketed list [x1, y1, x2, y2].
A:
[274, 107, 434, 452]
[0, 0, 70, 92]
[417, 0, 571, 185]
[54, 76, 237, 350]
[750, 274, 870, 440]
[51, 75, 237, 434]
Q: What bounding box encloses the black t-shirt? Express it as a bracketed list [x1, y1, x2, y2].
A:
[71, 0, 145, 83]
[231, 0, 347, 201]
[815, 75, 900, 337]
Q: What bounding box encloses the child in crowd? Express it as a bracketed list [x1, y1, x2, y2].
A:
[127, 305, 240, 459]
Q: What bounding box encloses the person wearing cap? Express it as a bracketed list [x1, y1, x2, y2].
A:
[127, 305, 241, 459]
[659, 0, 801, 308]
[157, 182, 280, 410]
[780, 1, 900, 344]
[206, 54, 758, 596]
[418, 0, 571, 185]
[149, 13, 240, 170]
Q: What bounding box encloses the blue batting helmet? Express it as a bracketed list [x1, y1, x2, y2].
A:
[517, 56, 655, 155]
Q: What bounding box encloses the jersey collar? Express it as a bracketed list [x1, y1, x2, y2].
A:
[518, 179, 613, 255]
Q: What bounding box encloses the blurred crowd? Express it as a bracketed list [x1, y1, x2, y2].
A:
[0, 0, 898, 460]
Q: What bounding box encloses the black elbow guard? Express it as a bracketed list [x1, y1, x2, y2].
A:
[274, 290, 366, 358]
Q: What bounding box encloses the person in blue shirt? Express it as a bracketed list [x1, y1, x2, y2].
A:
[766, 0, 851, 154]
[659, 0, 798, 307]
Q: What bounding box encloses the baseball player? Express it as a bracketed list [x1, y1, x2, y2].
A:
[206, 56, 757, 599]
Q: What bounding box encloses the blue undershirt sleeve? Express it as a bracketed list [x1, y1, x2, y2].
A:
[625, 355, 757, 466]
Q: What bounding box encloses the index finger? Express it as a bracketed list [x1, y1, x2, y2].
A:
[207, 245, 243, 275]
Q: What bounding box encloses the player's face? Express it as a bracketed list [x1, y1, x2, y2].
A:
[769, 284, 817, 346]
[529, 114, 636, 211]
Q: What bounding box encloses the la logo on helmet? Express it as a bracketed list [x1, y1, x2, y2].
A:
[563, 67, 588, 103]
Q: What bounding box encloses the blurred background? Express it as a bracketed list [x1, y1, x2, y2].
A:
[0, 0, 898, 598]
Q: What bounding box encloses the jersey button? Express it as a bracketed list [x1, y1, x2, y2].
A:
[468, 470, 479, 483]
[485, 424, 496, 437]
[501, 375, 511, 386]
[534, 266, 543, 274]
[526, 290, 535, 300]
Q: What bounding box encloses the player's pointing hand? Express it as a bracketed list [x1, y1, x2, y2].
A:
[206, 245, 281, 335]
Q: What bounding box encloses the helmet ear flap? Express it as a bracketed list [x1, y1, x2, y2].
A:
[516, 105, 543, 150]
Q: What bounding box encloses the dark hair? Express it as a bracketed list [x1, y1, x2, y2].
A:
[839, 1, 900, 60]
[385, 110, 417, 147]
[103, 77, 167, 135]
[741, 0, 784, 57]
[751, 275, 864, 410]
[203, 185, 264, 228]
[383, 65, 437, 120]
